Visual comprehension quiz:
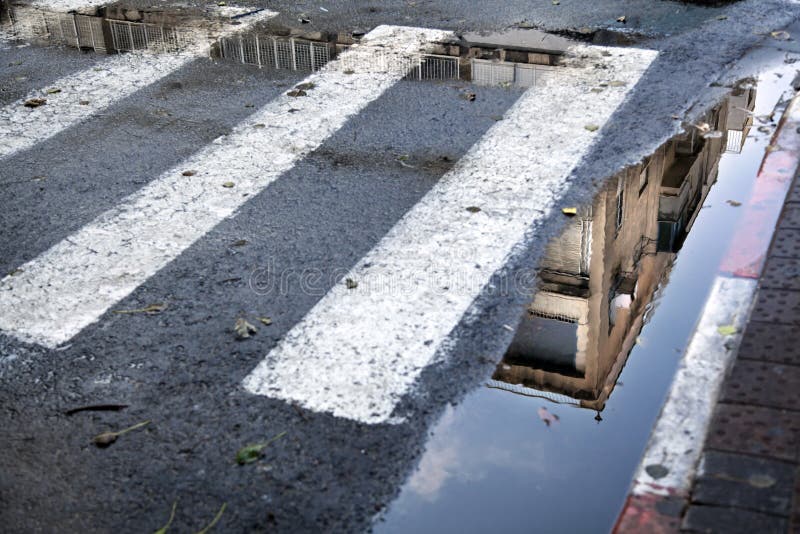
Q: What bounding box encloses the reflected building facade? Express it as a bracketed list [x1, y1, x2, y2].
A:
[490, 87, 757, 411]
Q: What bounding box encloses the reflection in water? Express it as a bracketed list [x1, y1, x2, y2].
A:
[3, 4, 566, 87]
[490, 86, 757, 412]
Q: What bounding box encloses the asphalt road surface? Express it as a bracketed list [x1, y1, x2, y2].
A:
[1, 1, 800, 532]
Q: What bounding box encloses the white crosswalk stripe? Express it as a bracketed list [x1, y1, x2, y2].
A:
[0, 9, 276, 161]
[0, 25, 453, 349]
[243, 44, 658, 424]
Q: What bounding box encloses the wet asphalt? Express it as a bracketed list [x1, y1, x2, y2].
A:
[1, 1, 800, 532]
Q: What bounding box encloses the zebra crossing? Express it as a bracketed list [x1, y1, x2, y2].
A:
[0, 7, 277, 160]
[0, 9, 658, 424]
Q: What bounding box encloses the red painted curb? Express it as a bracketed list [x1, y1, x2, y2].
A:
[720, 96, 800, 279]
[614, 494, 682, 534]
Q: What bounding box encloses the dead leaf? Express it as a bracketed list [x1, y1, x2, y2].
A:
[222, 181, 235, 188]
[287, 89, 307, 97]
[345, 278, 358, 289]
[465, 206, 482, 213]
[461, 92, 477, 102]
[253, 123, 266, 128]
[537, 406, 560, 427]
[616, 15, 626, 23]
[113, 303, 165, 314]
[771, 30, 791, 41]
[182, 170, 197, 177]
[343, 69, 355, 75]
[717, 324, 738, 336]
[584, 124, 599, 132]
[257, 316, 272, 326]
[45, 88, 61, 94]
[231, 239, 248, 247]
[726, 200, 742, 207]
[234, 318, 257, 339]
[93, 420, 150, 448]
[23, 98, 46, 108]
[562, 207, 578, 216]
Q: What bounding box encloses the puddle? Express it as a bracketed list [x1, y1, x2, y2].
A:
[2, 4, 571, 88]
[375, 62, 796, 533]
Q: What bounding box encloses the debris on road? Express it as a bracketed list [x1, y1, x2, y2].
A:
[234, 318, 257, 339]
[92, 420, 151, 448]
[562, 207, 578, 216]
[113, 303, 166, 315]
[716, 324, 738, 336]
[23, 98, 46, 108]
[196, 502, 227, 534]
[584, 124, 599, 132]
[258, 317, 273, 326]
[153, 500, 177, 534]
[345, 278, 358, 289]
[65, 404, 128, 416]
[465, 206, 482, 213]
[235, 431, 287, 465]
[222, 181, 235, 188]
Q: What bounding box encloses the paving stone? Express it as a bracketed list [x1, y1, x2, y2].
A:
[706, 403, 800, 462]
[681, 504, 788, 533]
[691, 451, 794, 516]
[780, 204, 800, 231]
[737, 321, 800, 366]
[761, 257, 800, 291]
[750, 288, 800, 325]
[722, 359, 800, 411]
[789, 179, 800, 203]
[771, 228, 800, 259]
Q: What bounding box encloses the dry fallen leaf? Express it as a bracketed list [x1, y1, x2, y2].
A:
[222, 181, 235, 188]
[562, 207, 578, 216]
[258, 316, 273, 326]
[345, 278, 358, 289]
[45, 88, 61, 94]
[182, 170, 197, 177]
[584, 124, 599, 132]
[23, 98, 46, 108]
[466, 206, 482, 213]
[287, 89, 307, 97]
[234, 318, 257, 339]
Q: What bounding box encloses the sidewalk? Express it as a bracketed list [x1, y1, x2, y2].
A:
[680, 147, 800, 532]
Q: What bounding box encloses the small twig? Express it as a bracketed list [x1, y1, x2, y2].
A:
[195, 502, 227, 534]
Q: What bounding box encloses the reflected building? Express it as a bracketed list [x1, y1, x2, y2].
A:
[490, 87, 756, 411]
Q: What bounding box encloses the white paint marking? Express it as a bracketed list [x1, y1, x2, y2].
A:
[0, 53, 196, 160]
[0, 25, 452, 349]
[243, 45, 658, 424]
[631, 275, 757, 496]
[0, 9, 277, 161]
